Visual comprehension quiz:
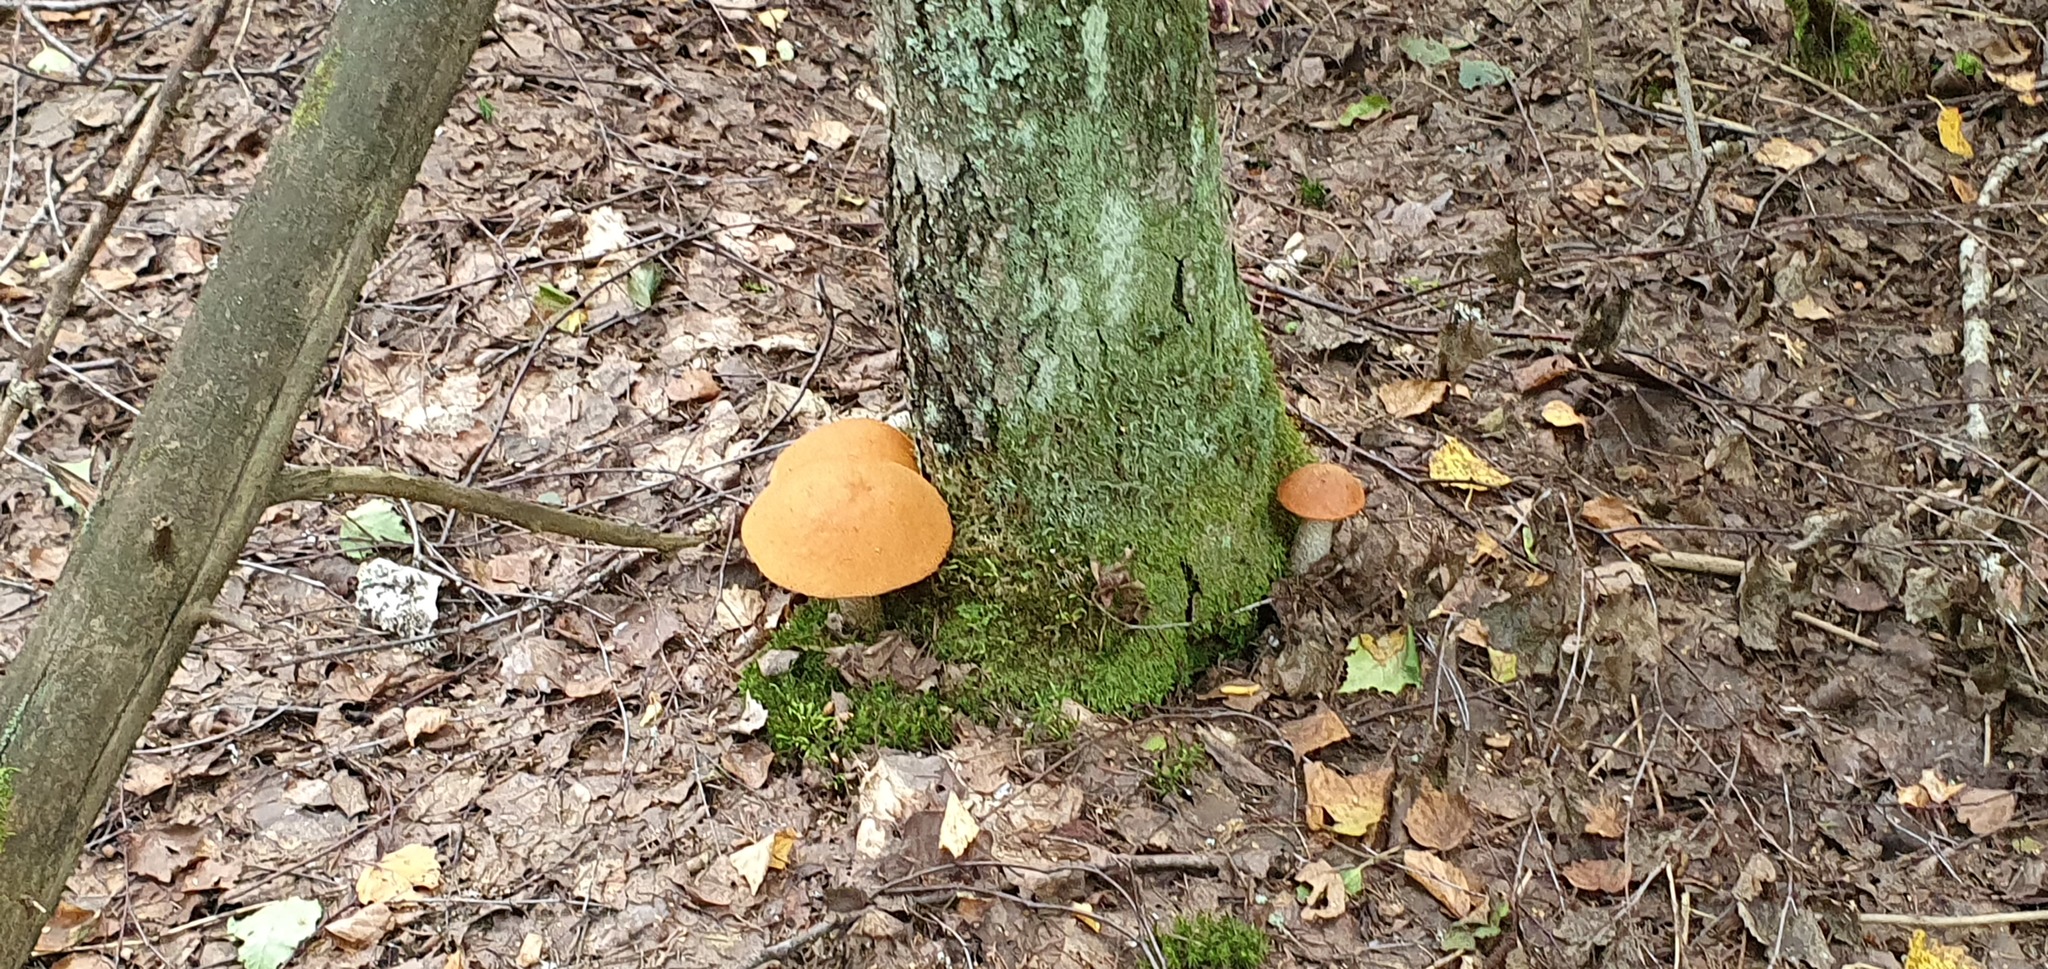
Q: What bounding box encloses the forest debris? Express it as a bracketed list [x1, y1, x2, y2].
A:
[1303, 760, 1392, 836]
[1279, 705, 1351, 757]
[1404, 850, 1482, 917]
[1562, 859, 1630, 894]
[1404, 782, 1473, 850]
[1376, 378, 1450, 418]
[1295, 860, 1349, 921]
[1648, 551, 1745, 576]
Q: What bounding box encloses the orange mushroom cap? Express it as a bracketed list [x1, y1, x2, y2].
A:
[1277, 463, 1366, 521]
[742, 459, 953, 599]
[769, 418, 918, 483]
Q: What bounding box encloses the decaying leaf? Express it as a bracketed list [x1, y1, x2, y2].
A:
[1953, 787, 2016, 835]
[1279, 705, 1351, 757]
[403, 706, 451, 746]
[1403, 849, 1483, 918]
[1428, 436, 1511, 491]
[728, 829, 798, 895]
[1376, 378, 1451, 418]
[1540, 399, 1586, 428]
[1906, 928, 1985, 969]
[1295, 859, 1350, 922]
[1303, 760, 1393, 836]
[1561, 858, 1631, 894]
[1754, 137, 1821, 172]
[1580, 496, 1665, 553]
[1898, 768, 1968, 808]
[1340, 629, 1421, 695]
[1404, 783, 1473, 850]
[1582, 796, 1627, 839]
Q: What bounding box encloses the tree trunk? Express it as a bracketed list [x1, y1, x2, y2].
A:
[0, 1, 496, 961]
[872, 0, 1303, 711]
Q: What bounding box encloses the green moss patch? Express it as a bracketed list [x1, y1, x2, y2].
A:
[1785, 0, 1911, 97]
[1160, 913, 1270, 969]
[0, 766, 17, 854]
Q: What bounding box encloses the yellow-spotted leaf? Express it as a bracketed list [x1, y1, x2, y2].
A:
[1428, 436, 1512, 491]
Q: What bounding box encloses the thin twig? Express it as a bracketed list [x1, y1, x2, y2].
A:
[1664, 0, 1714, 242]
[0, 0, 232, 446]
[1860, 909, 2048, 927]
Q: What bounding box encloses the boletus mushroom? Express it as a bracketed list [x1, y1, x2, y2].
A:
[1277, 462, 1366, 574]
[742, 424, 951, 631]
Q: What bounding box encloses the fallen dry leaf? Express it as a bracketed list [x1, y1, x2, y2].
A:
[1295, 859, 1349, 922]
[1953, 787, 2016, 835]
[1540, 399, 1585, 428]
[1936, 102, 1973, 159]
[1562, 858, 1631, 894]
[1404, 783, 1473, 850]
[720, 741, 775, 790]
[1069, 902, 1100, 933]
[1582, 797, 1627, 839]
[1580, 496, 1665, 553]
[1906, 928, 1985, 969]
[1754, 137, 1820, 172]
[403, 707, 451, 746]
[1279, 706, 1351, 757]
[1512, 354, 1575, 393]
[939, 792, 981, 858]
[1303, 760, 1393, 837]
[728, 829, 797, 895]
[516, 933, 544, 967]
[356, 844, 442, 905]
[324, 903, 396, 949]
[1404, 849, 1482, 918]
[1376, 378, 1451, 418]
[1428, 436, 1511, 491]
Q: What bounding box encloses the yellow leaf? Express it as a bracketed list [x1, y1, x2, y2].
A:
[1487, 647, 1517, 683]
[1069, 902, 1100, 932]
[356, 844, 442, 905]
[1540, 399, 1585, 428]
[938, 793, 980, 858]
[1303, 760, 1392, 837]
[1905, 929, 1984, 969]
[1427, 436, 1511, 491]
[1936, 103, 1974, 159]
[1469, 529, 1507, 564]
[1952, 175, 1978, 204]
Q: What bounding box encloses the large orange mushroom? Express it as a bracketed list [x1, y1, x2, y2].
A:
[768, 417, 918, 483]
[742, 457, 952, 631]
[1277, 462, 1366, 574]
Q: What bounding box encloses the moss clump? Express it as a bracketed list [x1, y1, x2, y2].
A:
[1160, 914, 1270, 969]
[0, 766, 16, 853]
[741, 609, 959, 762]
[1784, 0, 1911, 97]
[1297, 177, 1330, 209]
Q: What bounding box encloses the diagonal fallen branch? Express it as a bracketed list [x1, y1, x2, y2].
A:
[1959, 129, 2048, 442]
[270, 464, 708, 553]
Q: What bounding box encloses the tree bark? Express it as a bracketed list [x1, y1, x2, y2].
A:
[872, 0, 1302, 710]
[0, 1, 496, 961]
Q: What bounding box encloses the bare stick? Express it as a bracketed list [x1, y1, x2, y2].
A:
[271, 465, 708, 553]
[1861, 909, 2048, 927]
[0, 0, 234, 446]
[1663, 0, 1714, 240]
[1646, 550, 1745, 577]
[1959, 129, 2048, 442]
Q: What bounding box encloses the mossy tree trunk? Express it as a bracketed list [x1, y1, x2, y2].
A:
[0, 2, 495, 962]
[873, 0, 1303, 711]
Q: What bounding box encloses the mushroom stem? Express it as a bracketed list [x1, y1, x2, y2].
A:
[836, 595, 883, 632]
[1289, 520, 1337, 574]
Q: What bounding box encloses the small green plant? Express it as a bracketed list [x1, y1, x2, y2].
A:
[1954, 51, 1984, 78]
[1785, 0, 1910, 96]
[739, 611, 958, 763]
[1160, 913, 1269, 969]
[476, 96, 497, 122]
[1296, 177, 1330, 209]
[1144, 736, 1210, 799]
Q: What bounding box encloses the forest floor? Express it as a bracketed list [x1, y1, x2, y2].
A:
[4, 0, 2048, 967]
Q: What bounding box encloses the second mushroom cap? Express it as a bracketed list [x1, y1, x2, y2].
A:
[1277, 463, 1367, 521]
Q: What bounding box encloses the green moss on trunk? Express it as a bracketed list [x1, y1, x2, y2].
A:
[865, 0, 1304, 717]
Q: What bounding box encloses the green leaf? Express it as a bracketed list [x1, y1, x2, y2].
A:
[1458, 58, 1512, 89]
[1399, 36, 1451, 68]
[1337, 95, 1393, 126]
[533, 282, 586, 333]
[627, 261, 664, 310]
[1339, 628, 1421, 695]
[43, 458, 93, 515]
[1954, 51, 1984, 78]
[476, 96, 497, 123]
[226, 898, 322, 969]
[1140, 734, 1170, 753]
[339, 499, 411, 559]
[1440, 899, 1510, 953]
[1339, 865, 1367, 896]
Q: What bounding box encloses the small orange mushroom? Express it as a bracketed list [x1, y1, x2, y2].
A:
[741, 457, 952, 630]
[769, 418, 918, 483]
[1277, 462, 1366, 574]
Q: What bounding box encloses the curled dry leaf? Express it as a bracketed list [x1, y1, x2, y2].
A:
[728, 829, 798, 895]
[1540, 399, 1586, 428]
[1561, 858, 1631, 894]
[1295, 859, 1349, 922]
[403, 706, 451, 746]
[1403, 849, 1482, 918]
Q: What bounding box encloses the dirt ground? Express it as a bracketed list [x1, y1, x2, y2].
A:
[5, 0, 2048, 967]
